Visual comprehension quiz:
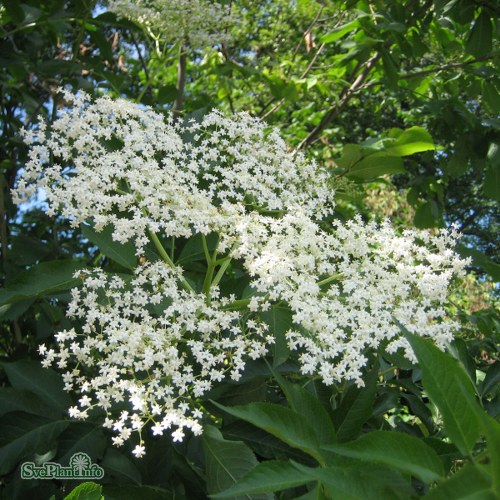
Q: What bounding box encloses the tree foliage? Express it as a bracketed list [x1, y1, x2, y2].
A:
[0, 0, 498, 498]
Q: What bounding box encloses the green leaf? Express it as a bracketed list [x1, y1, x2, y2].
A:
[212, 461, 313, 498]
[177, 233, 218, 264]
[137, 439, 174, 489]
[82, 224, 137, 269]
[0, 299, 34, 321]
[324, 430, 444, 483]
[94, 11, 141, 30]
[294, 483, 329, 500]
[456, 245, 500, 282]
[414, 202, 438, 228]
[482, 82, 500, 114]
[381, 50, 399, 89]
[210, 378, 268, 408]
[37, 60, 82, 77]
[58, 423, 107, 466]
[3, 0, 25, 22]
[448, 338, 476, 384]
[223, 421, 310, 462]
[285, 384, 336, 444]
[380, 21, 406, 33]
[268, 366, 336, 444]
[466, 11, 493, 58]
[404, 331, 482, 455]
[333, 364, 378, 442]
[259, 305, 292, 367]
[481, 363, 500, 398]
[268, 77, 298, 102]
[445, 155, 468, 177]
[157, 84, 179, 104]
[2, 360, 71, 413]
[0, 412, 69, 476]
[484, 163, 500, 202]
[293, 462, 414, 500]
[0, 260, 83, 306]
[487, 141, 500, 167]
[383, 127, 435, 157]
[203, 425, 270, 499]
[103, 485, 175, 500]
[482, 416, 500, 496]
[89, 29, 113, 62]
[64, 482, 103, 500]
[321, 17, 366, 44]
[425, 464, 494, 500]
[9, 234, 51, 266]
[0, 388, 59, 419]
[347, 155, 404, 179]
[343, 127, 434, 180]
[101, 448, 142, 485]
[211, 402, 324, 464]
[336, 144, 363, 170]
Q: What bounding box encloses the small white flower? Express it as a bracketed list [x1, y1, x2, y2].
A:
[151, 422, 164, 436]
[132, 444, 146, 458]
[172, 428, 185, 443]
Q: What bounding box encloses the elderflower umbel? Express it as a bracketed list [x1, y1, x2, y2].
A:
[14, 89, 333, 255]
[232, 211, 468, 386]
[15, 91, 470, 454]
[108, 0, 234, 48]
[40, 261, 272, 444]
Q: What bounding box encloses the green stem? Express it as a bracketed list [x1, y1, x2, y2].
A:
[221, 298, 251, 311]
[170, 236, 175, 261]
[215, 256, 231, 265]
[317, 273, 343, 287]
[201, 234, 219, 300]
[202, 260, 216, 298]
[212, 258, 232, 288]
[92, 251, 104, 267]
[222, 291, 274, 311]
[202, 234, 211, 264]
[148, 229, 175, 267]
[148, 229, 194, 293]
[136, 80, 151, 103]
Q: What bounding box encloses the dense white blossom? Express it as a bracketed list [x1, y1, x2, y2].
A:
[14, 90, 333, 254]
[232, 211, 468, 386]
[108, 0, 234, 47]
[41, 261, 272, 446]
[15, 91, 469, 454]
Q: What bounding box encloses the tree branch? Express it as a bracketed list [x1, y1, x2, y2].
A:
[262, 42, 326, 119]
[294, 0, 434, 149]
[172, 41, 187, 120]
[358, 55, 496, 91]
[259, 6, 332, 118]
[288, 6, 325, 66]
[297, 52, 381, 149]
[130, 30, 150, 83]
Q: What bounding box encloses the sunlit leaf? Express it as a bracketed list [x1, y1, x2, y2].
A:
[404, 331, 482, 455]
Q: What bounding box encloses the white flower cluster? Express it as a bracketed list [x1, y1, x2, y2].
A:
[108, 0, 233, 48]
[15, 91, 468, 454]
[15, 90, 333, 254]
[233, 211, 468, 386]
[39, 262, 271, 453]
